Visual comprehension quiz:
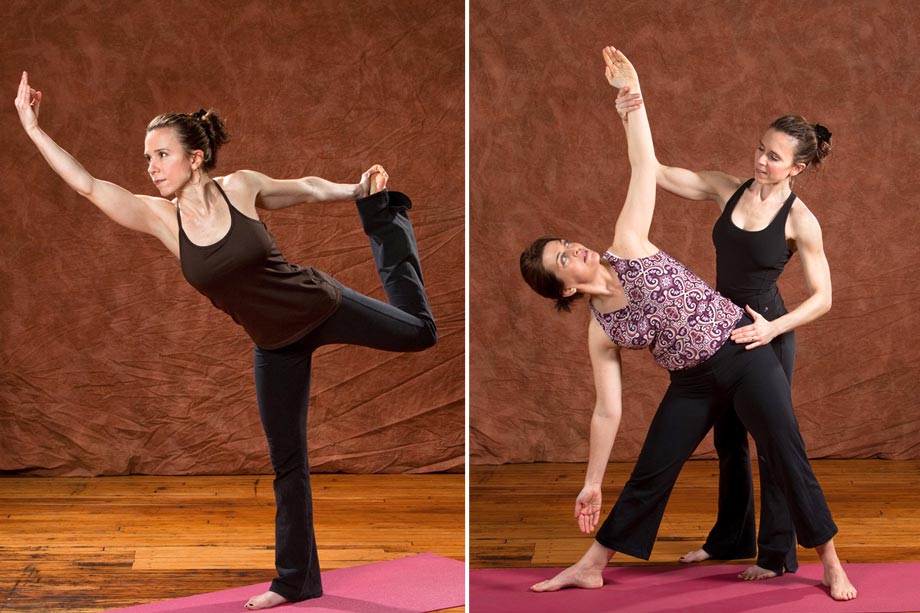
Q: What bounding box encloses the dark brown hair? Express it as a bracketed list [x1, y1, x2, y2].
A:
[769, 115, 832, 172]
[520, 236, 584, 312]
[146, 109, 230, 172]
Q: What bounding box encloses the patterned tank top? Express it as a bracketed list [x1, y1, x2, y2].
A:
[589, 251, 742, 371]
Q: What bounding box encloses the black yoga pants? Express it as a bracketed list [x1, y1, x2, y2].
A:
[253, 190, 436, 602]
[594, 318, 836, 561]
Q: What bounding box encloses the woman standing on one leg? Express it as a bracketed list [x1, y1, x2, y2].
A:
[14, 72, 436, 610]
[614, 92, 834, 580]
[519, 47, 855, 601]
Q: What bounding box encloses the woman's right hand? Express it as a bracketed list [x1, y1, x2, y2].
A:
[357, 164, 388, 198]
[615, 86, 643, 120]
[574, 484, 602, 534]
[15, 71, 42, 133]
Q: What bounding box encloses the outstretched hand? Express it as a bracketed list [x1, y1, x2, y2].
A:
[602, 46, 640, 92]
[15, 71, 42, 132]
[574, 484, 602, 534]
[358, 164, 389, 198]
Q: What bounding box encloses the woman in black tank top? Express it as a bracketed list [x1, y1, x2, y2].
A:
[15, 73, 437, 610]
[616, 91, 834, 579]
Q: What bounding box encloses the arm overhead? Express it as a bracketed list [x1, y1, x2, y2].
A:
[602, 47, 657, 256]
[15, 72, 175, 247]
[248, 165, 387, 210]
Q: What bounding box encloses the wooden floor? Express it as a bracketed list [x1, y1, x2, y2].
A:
[471, 459, 920, 569]
[0, 474, 464, 612]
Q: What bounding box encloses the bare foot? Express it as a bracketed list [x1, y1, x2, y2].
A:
[738, 565, 778, 580]
[822, 564, 857, 601]
[602, 46, 640, 91]
[370, 165, 388, 195]
[679, 548, 711, 564]
[244, 590, 288, 610]
[530, 564, 604, 592]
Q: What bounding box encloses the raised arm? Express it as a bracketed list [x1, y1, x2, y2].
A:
[575, 320, 624, 534]
[730, 202, 832, 349]
[614, 86, 741, 207]
[602, 47, 658, 256]
[15, 72, 176, 248]
[244, 165, 387, 210]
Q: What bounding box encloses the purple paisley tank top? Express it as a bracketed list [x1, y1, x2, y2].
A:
[589, 251, 742, 371]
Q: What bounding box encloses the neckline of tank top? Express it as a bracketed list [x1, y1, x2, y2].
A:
[177, 179, 265, 249]
[727, 178, 796, 235]
[589, 249, 665, 317]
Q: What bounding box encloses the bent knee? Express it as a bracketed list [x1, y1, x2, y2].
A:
[415, 322, 438, 350]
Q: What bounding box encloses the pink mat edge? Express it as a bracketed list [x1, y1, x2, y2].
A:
[105, 552, 465, 612]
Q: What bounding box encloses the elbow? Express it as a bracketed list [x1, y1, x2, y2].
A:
[76, 178, 96, 199]
[299, 179, 320, 203]
[821, 293, 832, 315]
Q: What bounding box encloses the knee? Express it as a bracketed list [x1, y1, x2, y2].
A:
[407, 319, 437, 351]
[421, 322, 438, 349]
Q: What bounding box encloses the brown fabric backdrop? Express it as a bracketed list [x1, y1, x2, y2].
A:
[0, 0, 464, 476]
[471, 0, 920, 464]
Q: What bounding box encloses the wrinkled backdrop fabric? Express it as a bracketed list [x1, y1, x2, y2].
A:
[470, 0, 919, 464]
[0, 0, 464, 476]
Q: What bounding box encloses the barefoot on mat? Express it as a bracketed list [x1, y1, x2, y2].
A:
[244, 590, 289, 610]
[530, 564, 604, 592]
[679, 548, 712, 564]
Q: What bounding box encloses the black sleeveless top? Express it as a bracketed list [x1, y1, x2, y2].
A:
[711, 178, 795, 319]
[178, 181, 342, 349]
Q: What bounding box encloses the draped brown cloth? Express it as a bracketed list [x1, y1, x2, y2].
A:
[0, 1, 464, 476]
[470, 0, 920, 464]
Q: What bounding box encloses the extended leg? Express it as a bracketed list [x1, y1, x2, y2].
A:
[595, 379, 724, 559]
[730, 347, 855, 600]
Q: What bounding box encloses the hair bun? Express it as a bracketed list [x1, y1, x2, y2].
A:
[814, 123, 832, 144]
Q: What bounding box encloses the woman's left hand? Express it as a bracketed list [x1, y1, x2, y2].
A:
[574, 484, 602, 534]
[731, 305, 779, 350]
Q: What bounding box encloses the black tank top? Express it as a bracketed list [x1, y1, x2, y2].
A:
[178, 181, 342, 349]
[711, 178, 795, 319]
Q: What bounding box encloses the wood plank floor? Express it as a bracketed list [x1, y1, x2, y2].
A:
[471, 460, 920, 569]
[0, 474, 464, 612]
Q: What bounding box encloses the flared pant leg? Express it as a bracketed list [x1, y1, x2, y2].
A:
[725, 344, 837, 550]
[595, 336, 836, 560]
[594, 370, 725, 558]
[703, 331, 799, 573]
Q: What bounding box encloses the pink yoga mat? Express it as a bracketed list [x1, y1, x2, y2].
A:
[107, 553, 464, 612]
[470, 562, 920, 612]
